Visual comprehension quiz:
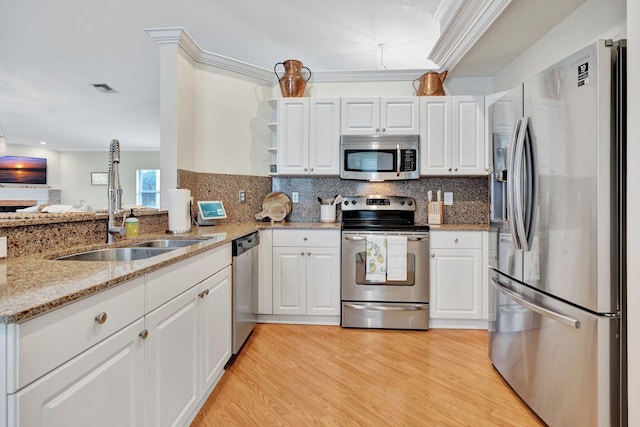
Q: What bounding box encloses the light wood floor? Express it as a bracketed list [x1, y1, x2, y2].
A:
[191, 324, 545, 426]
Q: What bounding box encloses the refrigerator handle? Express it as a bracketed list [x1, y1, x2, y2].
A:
[491, 277, 581, 329]
[522, 117, 539, 251]
[511, 118, 528, 250]
[507, 118, 523, 250]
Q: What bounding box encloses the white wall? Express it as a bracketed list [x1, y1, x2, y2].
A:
[60, 151, 159, 210]
[626, 0, 639, 424]
[194, 66, 272, 175]
[494, 0, 626, 91]
[307, 76, 493, 97]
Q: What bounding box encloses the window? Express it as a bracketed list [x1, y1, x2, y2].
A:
[136, 169, 160, 208]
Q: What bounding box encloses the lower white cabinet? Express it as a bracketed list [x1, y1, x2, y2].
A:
[2, 243, 233, 427]
[272, 230, 341, 317]
[429, 231, 488, 328]
[8, 319, 145, 427]
[146, 265, 231, 427]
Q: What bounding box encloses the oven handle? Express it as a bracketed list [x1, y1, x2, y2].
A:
[344, 236, 428, 241]
[396, 144, 401, 177]
[344, 303, 428, 311]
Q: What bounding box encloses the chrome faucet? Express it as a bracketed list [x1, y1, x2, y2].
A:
[107, 139, 126, 243]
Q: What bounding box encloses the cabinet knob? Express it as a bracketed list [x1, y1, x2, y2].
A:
[300, 251, 305, 256]
[139, 329, 149, 340]
[303, 237, 308, 241]
[310, 168, 314, 171]
[454, 238, 459, 243]
[448, 168, 452, 172]
[304, 168, 308, 171]
[95, 312, 108, 325]
[431, 254, 435, 258]
[376, 128, 380, 132]
[307, 251, 311, 256]
[198, 289, 209, 299]
[455, 168, 458, 172]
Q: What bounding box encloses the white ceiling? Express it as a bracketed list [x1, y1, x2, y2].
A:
[0, 0, 583, 152]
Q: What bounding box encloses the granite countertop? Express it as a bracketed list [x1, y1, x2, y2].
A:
[0, 219, 483, 324]
[0, 221, 345, 324]
[428, 224, 491, 231]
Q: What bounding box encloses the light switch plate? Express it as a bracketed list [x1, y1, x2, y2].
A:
[0, 237, 6, 258]
[444, 192, 454, 205]
[292, 192, 299, 203]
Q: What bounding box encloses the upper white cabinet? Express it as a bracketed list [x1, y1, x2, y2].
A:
[341, 97, 419, 135]
[420, 96, 486, 175]
[276, 98, 340, 175]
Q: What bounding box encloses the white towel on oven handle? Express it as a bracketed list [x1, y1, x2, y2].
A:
[365, 235, 387, 282]
[386, 235, 407, 281]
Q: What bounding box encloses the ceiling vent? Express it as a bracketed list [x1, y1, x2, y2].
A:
[92, 83, 117, 93]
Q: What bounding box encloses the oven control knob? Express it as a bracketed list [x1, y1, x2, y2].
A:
[343, 200, 348, 206]
[351, 200, 356, 205]
[407, 200, 413, 206]
[400, 200, 405, 205]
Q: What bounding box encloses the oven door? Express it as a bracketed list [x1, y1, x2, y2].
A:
[341, 231, 429, 302]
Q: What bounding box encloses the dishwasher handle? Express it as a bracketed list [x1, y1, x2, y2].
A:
[233, 232, 260, 256]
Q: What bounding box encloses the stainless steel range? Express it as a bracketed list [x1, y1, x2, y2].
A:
[341, 195, 430, 330]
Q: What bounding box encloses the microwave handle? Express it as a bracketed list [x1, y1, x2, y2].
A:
[396, 144, 401, 177]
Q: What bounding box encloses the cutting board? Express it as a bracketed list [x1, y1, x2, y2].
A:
[255, 192, 292, 222]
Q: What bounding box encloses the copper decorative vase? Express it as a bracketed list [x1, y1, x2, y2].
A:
[274, 59, 312, 97]
[413, 70, 448, 96]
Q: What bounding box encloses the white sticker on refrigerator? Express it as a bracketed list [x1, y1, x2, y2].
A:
[578, 62, 589, 87]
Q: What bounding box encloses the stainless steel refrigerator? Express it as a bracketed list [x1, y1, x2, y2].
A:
[488, 39, 626, 426]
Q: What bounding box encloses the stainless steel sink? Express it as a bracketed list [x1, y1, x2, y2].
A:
[132, 239, 204, 248]
[55, 247, 177, 261]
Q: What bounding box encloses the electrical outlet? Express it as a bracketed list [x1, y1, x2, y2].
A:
[0, 237, 6, 258]
[292, 192, 299, 203]
[444, 192, 454, 205]
[239, 190, 246, 203]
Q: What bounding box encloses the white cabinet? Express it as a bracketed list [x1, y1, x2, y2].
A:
[8, 319, 145, 427]
[276, 98, 340, 175]
[145, 248, 231, 427]
[4, 276, 146, 427]
[272, 230, 341, 316]
[199, 268, 232, 393]
[429, 231, 487, 329]
[420, 96, 486, 175]
[341, 97, 419, 135]
[2, 243, 233, 427]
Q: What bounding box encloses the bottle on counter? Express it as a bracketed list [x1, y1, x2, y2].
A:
[125, 209, 139, 238]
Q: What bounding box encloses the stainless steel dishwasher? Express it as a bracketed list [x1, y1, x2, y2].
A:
[231, 232, 259, 355]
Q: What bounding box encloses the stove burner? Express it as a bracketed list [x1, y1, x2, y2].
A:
[340, 195, 429, 232]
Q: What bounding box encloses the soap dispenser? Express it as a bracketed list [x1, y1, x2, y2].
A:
[125, 209, 139, 238]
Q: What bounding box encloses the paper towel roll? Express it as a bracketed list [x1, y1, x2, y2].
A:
[167, 189, 191, 232]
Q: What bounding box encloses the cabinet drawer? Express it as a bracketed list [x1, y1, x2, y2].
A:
[273, 229, 340, 247]
[146, 243, 231, 312]
[6, 277, 145, 393]
[430, 231, 482, 249]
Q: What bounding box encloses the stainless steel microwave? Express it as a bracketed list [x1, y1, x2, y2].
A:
[340, 135, 419, 181]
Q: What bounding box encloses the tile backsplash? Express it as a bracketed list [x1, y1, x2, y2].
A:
[178, 170, 489, 225]
[272, 176, 489, 224]
[178, 170, 272, 223]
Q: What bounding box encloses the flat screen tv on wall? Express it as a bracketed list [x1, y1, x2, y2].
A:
[0, 156, 47, 184]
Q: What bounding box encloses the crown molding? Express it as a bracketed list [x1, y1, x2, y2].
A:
[428, 0, 511, 71]
[147, 7, 509, 86]
[146, 27, 274, 82]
